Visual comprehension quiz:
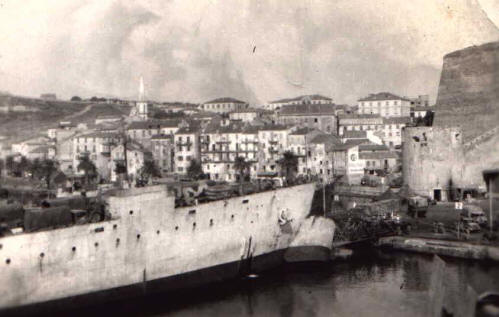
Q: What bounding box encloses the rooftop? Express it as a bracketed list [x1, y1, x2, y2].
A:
[151, 134, 173, 140]
[359, 143, 390, 152]
[279, 104, 339, 115]
[289, 127, 319, 135]
[358, 92, 411, 102]
[342, 130, 367, 138]
[128, 119, 180, 130]
[338, 113, 381, 120]
[204, 97, 246, 104]
[383, 117, 412, 124]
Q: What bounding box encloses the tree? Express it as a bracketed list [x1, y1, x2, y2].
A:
[233, 156, 251, 182]
[77, 154, 98, 186]
[139, 160, 161, 182]
[278, 151, 298, 182]
[38, 159, 58, 188]
[5, 156, 15, 176]
[29, 158, 42, 179]
[70, 96, 82, 102]
[17, 156, 29, 177]
[187, 159, 203, 180]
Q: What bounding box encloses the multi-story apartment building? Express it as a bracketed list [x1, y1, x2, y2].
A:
[174, 126, 200, 175]
[277, 104, 342, 134]
[198, 97, 248, 114]
[150, 134, 175, 174]
[72, 131, 122, 181]
[110, 141, 150, 182]
[263, 94, 333, 111]
[287, 127, 322, 176]
[257, 125, 290, 174]
[200, 125, 258, 181]
[127, 119, 181, 149]
[338, 114, 384, 136]
[308, 134, 341, 183]
[357, 92, 411, 117]
[381, 117, 411, 148]
[330, 141, 366, 185]
[228, 108, 265, 123]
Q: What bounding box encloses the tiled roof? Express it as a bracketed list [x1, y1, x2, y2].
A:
[383, 117, 411, 124]
[77, 131, 120, 139]
[289, 127, 318, 135]
[257, 124, 289, 131]
[204, 97, 246, 104]
[29, 145, 52, 154]
[338, 113, 380, 120]
[358, 92, 411, 102]
[229, 108, 264, 114]
[279, 104, 338, 115]
[359, 143, 390, 152]
[128, 119, 180, 130]
[310, 134, 342, 149]
[151, 134, 173, 140]
[176, 126, 200, 134]
[342, 130, 367, 138]
[359, 151, 399, 160]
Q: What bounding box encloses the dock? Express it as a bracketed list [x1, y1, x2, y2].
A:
[377, 236, 499, 261]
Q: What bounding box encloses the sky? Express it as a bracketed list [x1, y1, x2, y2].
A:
[0, 0, 498, 105]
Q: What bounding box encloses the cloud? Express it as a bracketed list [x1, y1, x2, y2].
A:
[0, 0, 497, 105]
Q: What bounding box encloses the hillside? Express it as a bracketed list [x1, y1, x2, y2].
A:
[0, 96, 130, 144]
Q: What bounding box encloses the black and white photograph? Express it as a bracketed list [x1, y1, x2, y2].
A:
[0, 0, 498, 316]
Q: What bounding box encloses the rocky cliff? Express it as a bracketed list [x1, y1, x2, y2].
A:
[434, 41, 499, 142]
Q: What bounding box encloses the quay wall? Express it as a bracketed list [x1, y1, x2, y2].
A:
[0, 183, 316, 309]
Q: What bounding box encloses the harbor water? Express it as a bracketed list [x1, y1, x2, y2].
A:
[45, 249, 499, 317]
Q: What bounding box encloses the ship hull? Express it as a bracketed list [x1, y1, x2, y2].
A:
[0, 183, 321, 312]
[2, 249, 286, 316]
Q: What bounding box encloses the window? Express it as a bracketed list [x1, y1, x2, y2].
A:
[178, 167, 183, 172]
[178, 156, 183, 161]
[186, 155, 191, 161]
[367, 161, 370, 167]
[314, 118, 318, 123]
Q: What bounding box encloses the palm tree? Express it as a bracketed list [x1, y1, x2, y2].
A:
[77, 154, 98, 186]
[139, 160, 161, 183]
[233, 156, 251, 182]
[38, 159, 58, 189]
[187, 159, 203, 180]
[278, 151, 298, 183]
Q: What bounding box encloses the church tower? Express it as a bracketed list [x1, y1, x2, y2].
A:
[136, 76, 148, 121]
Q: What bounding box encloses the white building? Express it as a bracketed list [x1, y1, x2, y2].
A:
[357, 92, 411, 118]
[199, 97, 248, 114]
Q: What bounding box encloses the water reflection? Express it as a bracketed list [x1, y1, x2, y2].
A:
[52, 250, 499, 317]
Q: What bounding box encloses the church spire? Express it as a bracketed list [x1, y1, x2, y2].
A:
[139, 76, 145, 101]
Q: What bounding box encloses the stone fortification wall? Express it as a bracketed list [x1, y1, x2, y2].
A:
[402, 127, 465, 200]
[0, 183, 316, 309]
[434, 41, 499, 142]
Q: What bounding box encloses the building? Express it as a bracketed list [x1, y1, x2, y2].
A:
[256, 125, 290, 174]
[26, 145, 56, 161]
[72, 131, 122, 181]
[287, 127, 323, 176]
[263, 94, 333, 111]
[338, 114, 384, 136]
[150, 134, 175, 175]
[357, 92, 411, 117]
[412, 106, 433, 119]
[359, 151, 399, 173]
[174, 126, 200, 175]
[128, 77, 148, 121]
[330, 140, 366, 185]
[200, 124, 258, 181]
[110, 141, 150, 182]
[381, 117, 411, 148]
[127, 120, 181, 149]
[409, 95, 430, 108]
[341, 130, 383, 145]
[11, 136, 52, 157]
[199, 97, 248, 114]
[228, 108, 265, 122]
[277, 104, 342, 134]
[308, 134, 342, 182]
